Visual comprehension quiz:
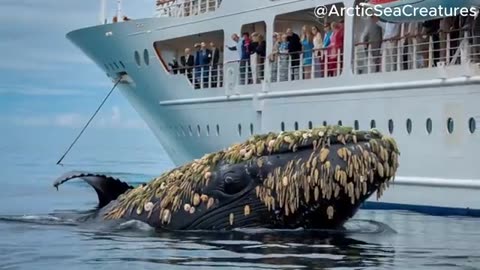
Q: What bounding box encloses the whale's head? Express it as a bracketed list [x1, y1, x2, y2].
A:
[104, 126, 400, 230]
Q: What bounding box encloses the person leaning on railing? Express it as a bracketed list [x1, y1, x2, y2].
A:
[227, 33, 252, 85]
[286, 28, 302, 80]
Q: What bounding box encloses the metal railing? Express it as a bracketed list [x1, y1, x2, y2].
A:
[354, 30, 480, 75]
[269, 48, 344, 83]
[155, 0, 221, 18]
[170, 63, 224, 89]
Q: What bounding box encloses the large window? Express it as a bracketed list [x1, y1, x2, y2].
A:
[271, 4, 345, 83]
[153, 30, 224, 89]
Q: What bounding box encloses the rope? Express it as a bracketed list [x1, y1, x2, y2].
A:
[56, 78, 122, 166]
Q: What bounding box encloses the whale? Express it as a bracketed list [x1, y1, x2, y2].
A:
[53, 126, 400, 230]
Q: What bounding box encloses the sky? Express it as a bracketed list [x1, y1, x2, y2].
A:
[0, 0, 153, 131]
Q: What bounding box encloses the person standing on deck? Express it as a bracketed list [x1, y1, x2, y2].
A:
[210, 42, 220, 87]
[286, 28, 302, 80]
[180, 47, 195, 82]
[301, 25, 314, 79]
[360, 16, 383, 73]
[227, 33, 251, 84]
[375, 18, 400, 72]
[198, 42, 212, 88]
[311, 25, 323, 78]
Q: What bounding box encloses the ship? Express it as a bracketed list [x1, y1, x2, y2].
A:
[67, 0, 480, 216]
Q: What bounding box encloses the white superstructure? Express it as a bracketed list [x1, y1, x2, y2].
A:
[67, 0, 480, 215]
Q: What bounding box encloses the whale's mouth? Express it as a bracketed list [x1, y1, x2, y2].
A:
[182, 187, 269, 230]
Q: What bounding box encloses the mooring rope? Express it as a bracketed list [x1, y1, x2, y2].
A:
[56, 78, 122, 166]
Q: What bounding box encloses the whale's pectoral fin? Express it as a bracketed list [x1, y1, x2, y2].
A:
[53, 171, 133, 208]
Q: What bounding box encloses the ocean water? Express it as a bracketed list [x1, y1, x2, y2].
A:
[1, 127, 479, 270]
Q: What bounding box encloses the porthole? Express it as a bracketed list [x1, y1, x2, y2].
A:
[406, 119, 412, 134]
[469, 118, 476, 134]
[370, 120, 376, 129]
[281, 122, 285, 131]
[250, 123, 254, 135]
[388, 119, 394, 134]
[143, 49, 150, 66]
[354, 120, 359, 130]
[216, 124, 220, 136]
[294, 122, 299, 130]
[447, 118, 454, 134]
[188, 125, 193, 136]
[238, 124, 242, 136]
[308, 121, 313, 129]
[119, 61, 125, 69]
[134, 51, 141, 67]
[114, 62, 119, 69]
[323, 121, 327, 126]
[338, 120, 343, 126]
[206, 125, 210, 136]
[197, 125, 201, 136]
[426, 118, 433, 134]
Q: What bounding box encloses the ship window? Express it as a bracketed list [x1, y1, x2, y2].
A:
[338, 120, 343, 126]
[250, 123, 254, 135]
[216, 124, 220, 136]
[469, 118, 476, 134]
[180, 126, 186, 136]
[294, 122, 299, 130]
[281, 122, 285, 131]
[323, 121, 327, 126]
[197, 125, 201, 136]
[114, 62, 119, 69]
[188, 125, 193, 136]
[370, 120, 376, 129]
[274, 3, 345, 80]
[354, 120, 359, 130]
[426, 118, 433, 134]
[388, 119, 394, 134]
[134, 51, 141, 67]
[447, 118, 454, 134]
[308, 121, 313, 129]
[206, 125, 210, 136]
[119, 61, 125, 69]
[144, 49, 150, 66]
[238, 124, 242, 136]
[153, 29, 225, 86]
[406, 119, 412, 134]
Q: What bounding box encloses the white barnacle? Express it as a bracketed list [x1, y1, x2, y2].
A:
[144, 202, 154, 212]
[229, 213, 235, 226]
[184, 203, 191, 212]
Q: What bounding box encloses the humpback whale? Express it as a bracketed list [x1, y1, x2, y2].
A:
[54, 126, 400, 230]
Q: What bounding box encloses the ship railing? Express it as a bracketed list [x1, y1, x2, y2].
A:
[155, 0, 221, 18]
[354, 29, 480, 75]
[170, 63, 224, 89]
[268, 48, 344, 83]
[224, 56, 268, 86]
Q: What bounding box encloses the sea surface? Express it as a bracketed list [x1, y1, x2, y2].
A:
[1, 127, 479, 270]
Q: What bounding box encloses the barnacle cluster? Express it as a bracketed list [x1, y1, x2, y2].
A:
[105, 125, 400, 225]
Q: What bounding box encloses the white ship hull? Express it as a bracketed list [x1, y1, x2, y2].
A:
[67, 0, 480, 215]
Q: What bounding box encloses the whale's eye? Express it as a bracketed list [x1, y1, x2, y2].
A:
[223, 174, 248, 195]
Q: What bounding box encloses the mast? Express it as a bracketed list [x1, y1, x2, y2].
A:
[116, 0, 123, 22]
[99, 0, 107, 24]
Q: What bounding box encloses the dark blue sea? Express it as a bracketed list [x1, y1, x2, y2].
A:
[1, 127, 479, 270]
